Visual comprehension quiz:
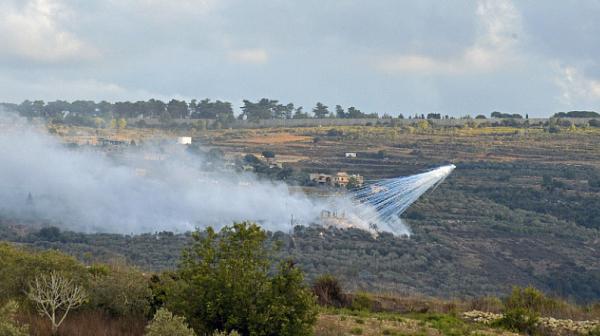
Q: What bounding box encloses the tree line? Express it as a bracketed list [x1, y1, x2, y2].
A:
[0, 98, 381, 123]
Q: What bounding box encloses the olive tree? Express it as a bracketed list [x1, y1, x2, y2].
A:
[171, 221, 317, 336]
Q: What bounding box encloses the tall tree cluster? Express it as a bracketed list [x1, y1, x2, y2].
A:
[1, 98, 380, 122]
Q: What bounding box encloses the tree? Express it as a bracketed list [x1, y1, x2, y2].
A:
[159, 111, 173, 125]
[0, 243, 89, 303]
[347, 107, 363, 118]
[145, 308, 195, 336]
[244, 154, 261, 164]
[172, 222, 317, 336]
[167, 99, 189, 119]
[89, 263, 153, 318]
[347, 177, 361, 190]
[239, 99, 280, 120]
[261, 150, 275, 159]
[312, 102, 329, 118]
[147, 99, 167, 118]
[0, 300, 29, 336]
[26, 271, 88, 335]
[293, 106, 309, 119]
[335, 105, 346, 118]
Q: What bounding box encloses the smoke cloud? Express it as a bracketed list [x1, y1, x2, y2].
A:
[0, 127, 448, 236]
[0, 128, 326, 234]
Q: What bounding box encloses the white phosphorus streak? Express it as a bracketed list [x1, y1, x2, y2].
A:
[349, 164, 455, 236]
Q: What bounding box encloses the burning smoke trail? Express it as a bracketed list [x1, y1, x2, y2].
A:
[348, 164, 456, 236]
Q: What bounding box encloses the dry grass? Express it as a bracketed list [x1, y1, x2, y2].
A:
[314, 311, 522, 336]
[17, 309, 147, 336]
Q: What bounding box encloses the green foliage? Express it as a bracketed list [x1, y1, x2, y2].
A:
[261, 150, 276, 159]
[491, 308, 539, 335]
[312, 274, 347, 308]
[89, 262, 153, 318]
[0, 300, 29, 336]
[351, 292, 373, 312]
[38, 226, 61, 241]
[212, 331, 242, 336]
[349, 327, 363, 335]
[88, 263, 109, 276]
[419, 314, 466, 334]
[244, 153, 261, 164]
[171, 221, 317, 336]
[0, 243, 89, 302]
[145, 308, 195, 336]
[503, 286, 565, 314]
[493, 286, 558, 335]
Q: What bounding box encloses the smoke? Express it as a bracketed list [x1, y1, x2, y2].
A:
[0, 128, 453, 236]
[350, 164, 456, 236]
[0, 129, 324, 234]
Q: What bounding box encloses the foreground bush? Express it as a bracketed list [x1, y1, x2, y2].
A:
[311, 274, 347, 308]
[145, 308, 195, 336]
[89, 262, 153, 318]
[170, 221, 317, 336]
[0, 300, 29, 336]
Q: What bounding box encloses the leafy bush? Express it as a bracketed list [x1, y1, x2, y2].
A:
[145, 308, 195, 336]
[261, 150, 275, 159]
[0, 300, 29, 336]
[503, 285, 565, 315]
[212, 331, 242, 336]
[312, 274, 347, 308]
[491, 308, 539, 335]
[171, 221, 317, 336]
[349, 327, 363, 335]
[351, 292, 373, 312]
[89, 262, 153, 318]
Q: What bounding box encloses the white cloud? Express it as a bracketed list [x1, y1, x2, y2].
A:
[554, 62, 600, 106]
[227, 49, 268, 64]
[376, 0, 523, 75]
[0, 0, 98, 63]
[0, 75, 191, 103]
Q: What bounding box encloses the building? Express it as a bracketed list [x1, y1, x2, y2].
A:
[309, 172, 363, 187]
[345, 152, 357, 157]
[177, 136, 192, 145]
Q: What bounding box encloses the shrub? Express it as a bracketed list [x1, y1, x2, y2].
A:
[172, 222, 317, 336]
[0, 300, 29, 336]
[351, 292, 373, 312]
[212, 331, 242, 336]
[491, 308, 539, 335]
[311, 274, 347, 308]
[145, 308, 195, 336]
[261, 150, 275, 159]
[503, 285, 565, 315]
[349, 327, 363, 335]
[89, 262, 153, 318]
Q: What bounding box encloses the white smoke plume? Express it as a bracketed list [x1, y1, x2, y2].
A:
[0, 127, 453, 236]
[0, 128, 324, 234]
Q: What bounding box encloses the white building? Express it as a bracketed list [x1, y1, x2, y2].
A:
[177, 136, 192, 145]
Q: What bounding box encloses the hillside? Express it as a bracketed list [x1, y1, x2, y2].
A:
[2, 122, 600, 304]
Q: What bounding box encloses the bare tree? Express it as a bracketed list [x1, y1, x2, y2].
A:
[26, 271, 88, 335]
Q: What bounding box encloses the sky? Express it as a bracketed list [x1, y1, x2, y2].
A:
[1, 0, 599, 118]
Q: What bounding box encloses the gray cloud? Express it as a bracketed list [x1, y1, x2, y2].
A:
[1, 0, 600, 116]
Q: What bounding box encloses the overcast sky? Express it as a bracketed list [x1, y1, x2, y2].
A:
[1, 0, 599, 118]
